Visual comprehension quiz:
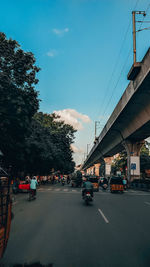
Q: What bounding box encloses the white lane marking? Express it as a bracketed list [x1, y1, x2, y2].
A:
[48, 188, 52, 191]
[63, 189, 68, 192]
[145, 202, 150, 205]
[98, 208, 109, 224]
[55, 189, 60, 191]
[72, 189, 77, 192]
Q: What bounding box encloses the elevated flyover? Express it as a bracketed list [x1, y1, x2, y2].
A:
[82, 48, 150, 180]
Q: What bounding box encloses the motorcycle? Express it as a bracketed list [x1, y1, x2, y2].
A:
[29, 189, 36, 201]
[102, 183, 108, 190]
[83, 190, 93, 205]
[61, 180, 65, 186]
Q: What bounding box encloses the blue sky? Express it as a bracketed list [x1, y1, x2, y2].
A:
[1, 0, 150, 164]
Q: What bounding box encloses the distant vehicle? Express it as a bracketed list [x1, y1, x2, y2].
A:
[71, 179, 82, 187]
[110, 176, 124, 193]
[98, 177, 104, 187]
[71, 171, 82, 188]
[13, 181, 30, 193]
[83, 190, 93, 205]
[88, 177, 99, 192]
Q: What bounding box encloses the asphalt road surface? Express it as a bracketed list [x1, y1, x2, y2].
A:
[1, 183, 150, 267]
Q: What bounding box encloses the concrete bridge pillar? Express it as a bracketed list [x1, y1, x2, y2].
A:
[104, 157, 113, 178]
[94, 163, 101, 176]
[123, 140, 144, 181]
[86, 168, 90, 175]
[90, 166, 95, 175]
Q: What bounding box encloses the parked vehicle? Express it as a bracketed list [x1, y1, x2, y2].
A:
[12, 180, 30, 194]
[18, 182, 30, 193]
[110, 176, 124, 193]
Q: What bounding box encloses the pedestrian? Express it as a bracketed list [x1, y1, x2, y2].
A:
[123, 177, 127, 190]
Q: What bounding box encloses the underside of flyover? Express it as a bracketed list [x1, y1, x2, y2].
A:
[83, 48, 150, 172]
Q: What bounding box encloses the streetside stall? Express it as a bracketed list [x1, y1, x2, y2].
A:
[0, 168, 12, 258]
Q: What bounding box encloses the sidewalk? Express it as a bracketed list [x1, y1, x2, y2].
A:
[129, 185, 150, 192]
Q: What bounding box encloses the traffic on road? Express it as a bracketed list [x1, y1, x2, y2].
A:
[1, 172, 150, 267]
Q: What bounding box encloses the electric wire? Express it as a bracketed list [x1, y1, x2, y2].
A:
[85, 0, 141, 160]
[95, 0, 141, 130]
[101, 0, 150, 135]
[83, 0, 142, 163]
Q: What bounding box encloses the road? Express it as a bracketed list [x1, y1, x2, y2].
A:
[1, 183, 150, 267]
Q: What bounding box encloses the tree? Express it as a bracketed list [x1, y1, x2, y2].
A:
[140, 142, 150, 176]
[0, 32, 40, 170]
[111, 152, 127, 175]
[23, 112, 76, 175]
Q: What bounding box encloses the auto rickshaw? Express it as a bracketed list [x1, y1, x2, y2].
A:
[110, 176, 124, 193]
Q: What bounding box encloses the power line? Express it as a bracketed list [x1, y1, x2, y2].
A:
[94, 0, 150, 141]
[84, 0, 142, 161]
[100, 49, 132, 121]
[96, 0, 140, 125]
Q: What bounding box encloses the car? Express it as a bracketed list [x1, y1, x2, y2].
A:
[12, 180, 30, 194]
[18, 182, 30, 192]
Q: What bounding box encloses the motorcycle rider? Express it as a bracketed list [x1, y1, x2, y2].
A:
[61, 176, 65, 185]
[82, 177, 93, 198]
[30, 176, 38, 198]
[67, 175, 70, 184]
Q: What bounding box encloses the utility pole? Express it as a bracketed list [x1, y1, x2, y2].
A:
[132, 11, 146, 64]
[132, 11, 136, 64]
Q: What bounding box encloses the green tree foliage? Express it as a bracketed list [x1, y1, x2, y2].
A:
[0, 33, 76, 175]
[23, 112, 76, 175]
[111, 142, 150, 177]
[111, 152, 127, 175]
[0, 32, 40, 168]
[140, 142, 150, 174]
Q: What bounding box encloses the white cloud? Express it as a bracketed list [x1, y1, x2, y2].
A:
[71, 144, 84, 153]
[47, 49, 58, 58]
[52, 28, 69, 37]
[53, 109, 91, 130]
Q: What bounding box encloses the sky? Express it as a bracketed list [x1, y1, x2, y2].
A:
[1, 0, 150, 165]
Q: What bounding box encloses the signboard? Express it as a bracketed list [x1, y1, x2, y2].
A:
[105, 164, 111, 176]
[131, 163, 136, 170]
[130, 156, 140, 175]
